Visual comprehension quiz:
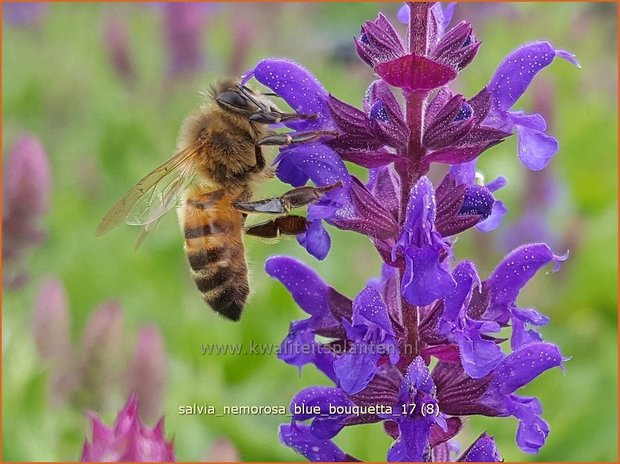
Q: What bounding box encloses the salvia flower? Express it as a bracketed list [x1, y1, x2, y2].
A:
[31, 278, 167, 413]
[246, 1, 576, 461]
[3, 134, 51, 288]
[102, 16, 135, 86]
[81, 393, 175, 462]
[3, 2, 47, 27]
[127, 325, 167, 423]
[164, 3, 209, 78]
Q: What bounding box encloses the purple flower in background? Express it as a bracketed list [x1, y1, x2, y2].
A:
[3, 134, 51, 288]
[164, 3, 209, 78]
[127, 325, 166, 423]
[3, 2, 47, 27]
[246, 1, 575, 461]
[31, 279, 71, 364]
[102, 16, 135, 85]
[31, 278, 168, 415]
[81, 394, 175, 462]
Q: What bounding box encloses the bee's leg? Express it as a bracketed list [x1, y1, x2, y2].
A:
[249, 111, 317, 124]
[252, 146, 266, 172]
[234, 182, 342, 214]
[245, 215, 309, 238]
[257, 130, 339, 146]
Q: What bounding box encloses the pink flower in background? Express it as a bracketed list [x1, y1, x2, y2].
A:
[31, 279, 168, 414]
[164, 3, 209, 78]
[102, 16, 135, 85]
[3, 134, 51, 288]
[204, 438, 240, 462]
[226, 13, 256, 77]
[3, 2, 47, 27]
[32, 278, 71, 363]
[81, 393, 175, 462]
[127, 325, 166, 423]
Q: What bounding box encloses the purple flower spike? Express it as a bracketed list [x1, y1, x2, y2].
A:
[3, 134, 51, 279]
[487, 41, 579, 170]
[459, 433, 502, 462]
[32, 279, 71, 363]
[127, 326, 166, 423]
[4, 2, 47, 26]
[164, 3, 208, 78]
[252, 3, 573, 460]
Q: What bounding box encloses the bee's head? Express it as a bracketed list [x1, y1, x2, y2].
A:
[212, 80, 279, 115]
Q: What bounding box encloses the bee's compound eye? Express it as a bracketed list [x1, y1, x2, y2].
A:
[217, 90, 249, 111]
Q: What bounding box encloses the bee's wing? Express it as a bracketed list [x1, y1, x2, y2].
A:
[95, 143, 202, 236]
[125, 163, 195, 227]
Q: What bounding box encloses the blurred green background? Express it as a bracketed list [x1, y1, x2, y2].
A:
[2, 2, 618, 462]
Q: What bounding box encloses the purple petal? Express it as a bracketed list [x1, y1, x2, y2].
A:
[458, 319, 504, 379]
[376, 55, 457, 92]
[511, 396, 550, 454]
[249, 59, 333, 131]
[460, 185, 494, 219]
[275, 144, 350, 201]
[441, 261, 479, 325]
[514, 306, 551, 351]
[334, 350, 381, 395]
[279, 320, 317, 368]
[279, 423, 349, 462]
[352, 286, 394, 335]
[449, 161, 476, 185]
[265, 256, 329, 316]
[387, 419, 433, 462]
[491, 342, 563, 395]
[485, 243, 567, 323]
[476, 199, 507, 232]
[485, 176, 507, 192]
[397, 176, 437, 247]
[402, 246, 455, 306]
[297, 220, 331, 261]
[290, 386, 353, 438]
[515, 124, 559, 171]
[460, 433, 502, 462]
[403, 357, 435, 395]
[488, 41, 579, 112]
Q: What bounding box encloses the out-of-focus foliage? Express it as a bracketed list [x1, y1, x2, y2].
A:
[2, 2, 617, 462]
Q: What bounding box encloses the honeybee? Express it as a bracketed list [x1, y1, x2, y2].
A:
[96, 80, 339, 321]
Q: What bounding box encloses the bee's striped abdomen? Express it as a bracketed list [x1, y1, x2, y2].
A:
[182, 187, 249, 321]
